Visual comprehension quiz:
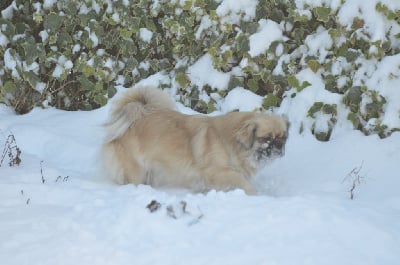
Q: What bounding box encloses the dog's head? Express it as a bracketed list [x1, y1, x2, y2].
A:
[236, 114, 289, 166]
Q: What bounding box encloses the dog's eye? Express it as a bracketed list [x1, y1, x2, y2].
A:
[274, 140, 283, 149]
[258, 136, 272, 143]
[274, 137, 286, 148]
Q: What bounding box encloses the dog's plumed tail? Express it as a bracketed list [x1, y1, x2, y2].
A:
[104, 86, 175, 142]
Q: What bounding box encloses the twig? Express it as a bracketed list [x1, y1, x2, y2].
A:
[343, 161, 364, 200]
[166, 205, 177, 219]
[1, 134, 21, 167]
[40, 160, 46, 184]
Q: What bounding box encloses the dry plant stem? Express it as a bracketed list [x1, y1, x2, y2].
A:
[0, 134, 21, 167]
[343, 161, 364, 200]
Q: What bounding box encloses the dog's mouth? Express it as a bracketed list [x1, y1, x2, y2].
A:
[256, 146, 284, 161]
[254, 136, 286, 163]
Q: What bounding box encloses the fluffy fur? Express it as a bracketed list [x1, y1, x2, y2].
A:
[101, 86, 288, 195]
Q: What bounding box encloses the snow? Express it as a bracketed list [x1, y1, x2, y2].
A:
[216, 0, 258, 24]
[195, 15, 213, 40]
[52, 55, 71, 78]
[112, 13, 120, 23]
[22, 61, 39, 74]
[0, 26, 9, 46]
[337, 0, 394, 41]
[4, 48, 20, 79]
[43, 0, 57, 10]
[304, 26, 333, 63]
[279, 68, 343, 130]
[295, 0, 342, 10]
[1, 0, 400, 264]
[219, 87, 263, 113]
[34, 82, 47, 94]
[1, 96, 400, 264]
[72, 44, 81, 54]
[249, 19, 287, 57]
[139, 28, 153, 43]
[39, 30, 49, 42]
[64, 60, 73, 70]
[85, 27, 99, 48]
[366, 54, 400, 128]
[1, 2, 15, 20]
[187, 54, 231, 91]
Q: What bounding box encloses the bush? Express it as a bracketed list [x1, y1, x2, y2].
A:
[1, 0, 399, 140]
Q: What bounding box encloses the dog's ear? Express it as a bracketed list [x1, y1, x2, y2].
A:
[282, 115, 290, 135]
[236, 121, 257, 149]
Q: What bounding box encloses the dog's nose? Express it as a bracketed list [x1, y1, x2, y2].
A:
[273, 143, 285, 156]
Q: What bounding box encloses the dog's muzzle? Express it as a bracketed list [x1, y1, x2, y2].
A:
[256, 137, 286, 162]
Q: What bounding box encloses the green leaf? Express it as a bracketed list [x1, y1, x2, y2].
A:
[125, 58, 139, 71]
[289, 8, 310, 23]
[207, 101, 216, 113]
[120, 39, 137, 56]
[33, 13, 43, 23]
[208, 47, 217, 57]
[324, 75, 337, 93]
[328, 28, 342, 40]
[65, 1, 79, 16]
[175, 72, 190, 87]
[79, 76, 95, 91]
[94, 94, 107, 106]
[149, 59, 159, 71]
[263, 94, 280, 109]
[23, 71, 40, 88]
[364, 102, 381, 119]
[347, 112, 361, 129]
[307, 102, 324, 118]
[300, 81, 312, 91]
[228, 76, 244, 90]
[43, 13, 63, 32]
[183, 0, 193, 11]
[243, 22, 259, 34]
[247, 79, 259, 92]
[307, 60, 321, 73]
[314, 7, 331, 23]
[351, 17, 364, 30]
[171, 23, 180, 34]
[22, 37, 41, 65]
[0, 19, 15, 38]
[287, 74, 300, 89]
[343, 86, 363, 112]
[2, 81, 17, 93]
[82, 64, 95, 77]
[57, 32, 73, 46]
[119, 28, 134, 39]
[344, 50, 360, 63]
[375, 3, 386, 13]
[322, 104, 337, 115]
[236, 34, 250, 53]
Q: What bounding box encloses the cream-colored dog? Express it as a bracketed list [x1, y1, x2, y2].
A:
[101, 87, 288, 195]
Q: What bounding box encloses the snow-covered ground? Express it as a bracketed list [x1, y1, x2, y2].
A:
[1, 85, 399, 264]
[1, 0, 400, 263]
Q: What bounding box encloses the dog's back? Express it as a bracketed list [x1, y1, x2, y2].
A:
[104, 87, 176, 142]
[101, 87, 176, 184]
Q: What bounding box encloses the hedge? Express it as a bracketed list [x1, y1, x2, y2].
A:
[1, 0, 399, 140]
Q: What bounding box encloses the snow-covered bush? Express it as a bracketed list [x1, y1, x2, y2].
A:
[1, 0, 399, 140]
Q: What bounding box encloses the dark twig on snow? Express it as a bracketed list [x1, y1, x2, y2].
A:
[166, 205, 177, 219]
[0, 134, 21, 167]
[343, 161, 365, 200]
[146, 200, 162, 213]
[40, 160, 46, 184]
[146, 199, 204, 225]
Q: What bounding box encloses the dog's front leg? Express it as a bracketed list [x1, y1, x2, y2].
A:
[204, 168, 257, 195]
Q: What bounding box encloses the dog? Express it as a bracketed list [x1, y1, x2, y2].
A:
[101, 86, 288, 195]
